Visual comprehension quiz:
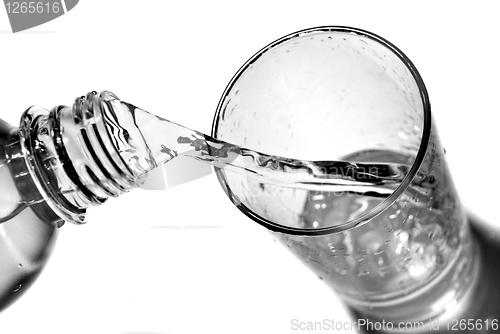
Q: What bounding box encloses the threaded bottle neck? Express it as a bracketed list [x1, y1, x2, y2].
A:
[19, 91, 147, 224]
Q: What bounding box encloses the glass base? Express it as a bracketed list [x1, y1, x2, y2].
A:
[353, 215, 500, 333]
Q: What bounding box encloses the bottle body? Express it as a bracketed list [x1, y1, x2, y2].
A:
[0, 119, 60, 311]
[0, 91, 146, 312]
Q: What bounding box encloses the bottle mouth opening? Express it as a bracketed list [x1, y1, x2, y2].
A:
[18, 91, 143, 224]
[212, 26, 431, 236]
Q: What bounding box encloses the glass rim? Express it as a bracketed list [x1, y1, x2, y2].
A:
[212, 26, 431, 236]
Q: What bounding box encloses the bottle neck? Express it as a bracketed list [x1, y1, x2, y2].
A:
[18, 91, 143, 224]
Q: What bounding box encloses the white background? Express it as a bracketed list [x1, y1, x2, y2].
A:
[1, 1, 499, 333]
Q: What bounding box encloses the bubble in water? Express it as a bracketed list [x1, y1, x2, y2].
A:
[398, 281, 408, 290]
[13, 284, 21, 292]
[378, 266, 391, 277]
[18, 263, 22, 268]
[357, 270, 370, 277]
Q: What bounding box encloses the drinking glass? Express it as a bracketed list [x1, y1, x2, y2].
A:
[211, 26, 477, 326]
